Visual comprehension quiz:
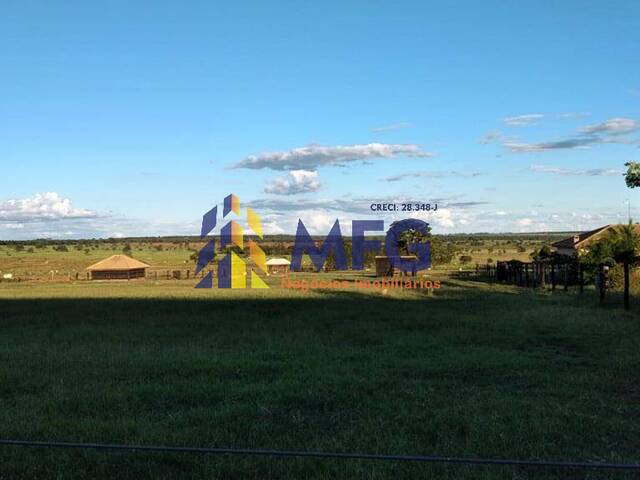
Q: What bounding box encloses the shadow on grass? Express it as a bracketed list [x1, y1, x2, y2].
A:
[0, 286, 639, 479]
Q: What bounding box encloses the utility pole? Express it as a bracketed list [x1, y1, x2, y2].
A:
[625, 199, 631, 222]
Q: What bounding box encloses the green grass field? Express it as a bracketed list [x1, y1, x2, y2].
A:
[1, 273, 639, 479]
[0, 237, 543, 282]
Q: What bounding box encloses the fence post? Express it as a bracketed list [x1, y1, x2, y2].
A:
[564, 264, 569, 292]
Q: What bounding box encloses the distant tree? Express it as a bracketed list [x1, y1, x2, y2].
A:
[14, 244, 24, 252]
[624, 162, 640, 188]
[430, 237, 455, 265]
[531, 245, 553, 261]
[122, 243, 133, 256]
[487, 257, 494, 264]
[394, 222, 431, 256]
[53, 245, 68, 252]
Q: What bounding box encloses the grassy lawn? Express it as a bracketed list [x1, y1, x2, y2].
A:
[0, 276, 639, 479]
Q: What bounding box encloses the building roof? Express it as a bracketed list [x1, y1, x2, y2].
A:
[266, 258, 291, 266]
[551, 226, 610, 249]
[551, 224, 640, 250]
[86, 255, 150, 271]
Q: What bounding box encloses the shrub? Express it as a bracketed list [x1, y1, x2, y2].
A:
[459, 255, 473, 264]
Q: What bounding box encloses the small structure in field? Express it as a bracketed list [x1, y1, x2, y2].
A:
[0, 273, 14, 282]
[266, 258, 290, 275]
[86, 254, 150, 280]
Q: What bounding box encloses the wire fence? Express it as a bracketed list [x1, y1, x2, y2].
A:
[1, 439, 639, 472]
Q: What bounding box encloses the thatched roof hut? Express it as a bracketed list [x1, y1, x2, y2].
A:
[266, 258, 290, 275]
[86, 255, 150, 280]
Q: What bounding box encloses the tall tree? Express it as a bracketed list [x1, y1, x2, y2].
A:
[624, 161, 640, 188]
[610, 221, 640, 309]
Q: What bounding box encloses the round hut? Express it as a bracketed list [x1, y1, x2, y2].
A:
[266, 258, 290, 275]
[86, 254, 150, 280]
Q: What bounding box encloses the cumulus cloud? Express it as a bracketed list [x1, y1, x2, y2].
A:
[232, 143, 433, 171]
[529, 164, 622, 176]
[383, 171, 484, 182]
[580, 117, 639, 136]
[264, 170, 321, 195]
[371, 122, 413, 133]
[503, 114, 544, 126]
[0, 192, 98, 222]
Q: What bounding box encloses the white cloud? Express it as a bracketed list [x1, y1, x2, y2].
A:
[232, 143, 433, 171]
[503, 117, 639, 153]
[264, 170, 321, 195]
[503, 114, 544, 126]
[479, 130, 504, 144]
[262, 220, 284, 235]
[516, 218, 533, 226]
[556, 112, 591, 119]
[429, 209, 455, 229]
[580, 117, 639, 136]
[500, 112, 590, 128]
[529, 164, 622, 176]
[504, 137, 596, 152]
[301, 211, 336, 234]
[371, 122, 413, 133]
[408, 207, 474, 231]
[383, 171, 484, 182]
[0, 192, 98, 222]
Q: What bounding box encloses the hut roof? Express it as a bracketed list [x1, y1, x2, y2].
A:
[266, 258, 291, 266]
[86, 255, 150, 271]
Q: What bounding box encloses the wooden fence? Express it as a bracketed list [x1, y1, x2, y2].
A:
[470, 260, 585, 291]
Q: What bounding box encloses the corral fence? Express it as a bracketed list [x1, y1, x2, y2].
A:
[460, 260, 586, 292]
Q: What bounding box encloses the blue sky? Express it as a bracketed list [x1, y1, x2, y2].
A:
[1, 1, 639, 239]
